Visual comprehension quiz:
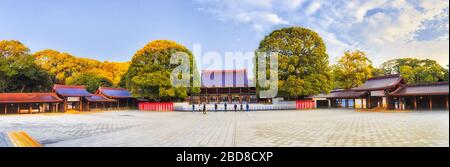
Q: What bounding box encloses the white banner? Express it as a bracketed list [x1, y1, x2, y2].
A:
[67, 97, 80, 102]
[371, 90, 385, 97]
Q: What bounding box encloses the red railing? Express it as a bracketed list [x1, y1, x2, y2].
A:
[139, 102, 174, 111]
[296, 100, 315, 110]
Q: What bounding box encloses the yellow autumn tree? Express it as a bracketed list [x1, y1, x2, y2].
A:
[33, 49, 130, 87]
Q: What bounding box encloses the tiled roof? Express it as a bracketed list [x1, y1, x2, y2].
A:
[201, 69, 249, 88]
[98, 87, 132, 99]
[136, 98, 149, 102]
[85, 95, 116, 102]
[0, 93, 63, 103]
[308, 89, 367, 99]
[352, 75, 404, 91]
[53, 85, 93, 97]
[389, 82, 449, 96]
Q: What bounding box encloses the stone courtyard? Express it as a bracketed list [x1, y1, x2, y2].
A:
[0, 109, 448, 147]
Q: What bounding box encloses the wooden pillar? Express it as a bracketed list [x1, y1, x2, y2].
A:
[381, 96, 389, 109]
[64, 99, 67, 112]
[17, 104, 20, 114]
[399, 97, 403, 110]
[414, 97, 417, 110]
[79, 100, 83, 112]
[367, 98, 371, 109]
[103, 102, 105, 110]
[87, 102, 90, 111]
[118, 101, 120, 109]
[360, 99, 363, 109]
[126, 99, 129, 108]
[446, 96, 448, 110]
[4, 104, 6, 114]
[428, 97, 432, 110]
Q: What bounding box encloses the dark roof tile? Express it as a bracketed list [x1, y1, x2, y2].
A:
[98, 87, 132, 99]
[0, 93, 63, 103]
[390, 82, 449, 96]
[352, 75, 404, 91]
[85, 95, 116, 102]
[53, 85, 93, 97]
[201, 69, 249, 88]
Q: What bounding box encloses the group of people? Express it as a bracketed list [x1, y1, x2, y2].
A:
[192, 103, 250, 113]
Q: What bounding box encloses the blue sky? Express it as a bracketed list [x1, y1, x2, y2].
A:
[1, 0, 449, 71]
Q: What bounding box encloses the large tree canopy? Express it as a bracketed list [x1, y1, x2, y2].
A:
[33, 49, 129, 86]
[379, 58, 447, 84]
[332, 50, 373, 89]
[122, 40, 200, 100]
[0, 40, 53, 92]
[256, 27, 332, 98]
[66, 72, 113, 93]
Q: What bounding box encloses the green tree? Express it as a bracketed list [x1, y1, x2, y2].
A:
[66, 72, 113, 93]
[256, 27, 332, 98]
[122, 40, 200, 100]
[0, 40, 53, 92]
[370, 66, 385, 78]
[444, 65, 449, 81]
[379, 58, 446, 84]
[332, 50, 372, 89]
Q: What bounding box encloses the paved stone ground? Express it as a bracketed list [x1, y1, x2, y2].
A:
[0, 109, 448, 147]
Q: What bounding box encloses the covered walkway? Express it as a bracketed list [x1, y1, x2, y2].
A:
[0, 93, 63, 114]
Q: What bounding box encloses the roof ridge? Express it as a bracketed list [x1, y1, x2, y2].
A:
[367, 74, 401, 80]
[0, 93, 56, 95]
[405, 81, 449, 87]
[53, 84, 86, 88]
[100, 87, 128, 90]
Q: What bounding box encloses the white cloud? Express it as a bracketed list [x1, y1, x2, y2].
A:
[194, 0, 292, 31]
[279, 0, 305, 11]
[194, 0, 450, 66]
[305, 1, 322, 15]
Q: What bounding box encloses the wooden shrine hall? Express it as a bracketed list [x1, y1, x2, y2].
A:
[96, 87, 137, 109]
[0, 93, 63, 114]
[189, 69, 257, 104]
[308, 75, 449, 110]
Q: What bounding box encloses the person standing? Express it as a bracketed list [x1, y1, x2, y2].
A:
[214, 103, 218, 112]
[192, 103, 195, 112]
[203, 103, 207, 115]
[234, 104, 237, 112]
[240, 103, 243, 111]
[224, 103, 227, 112]
[246, 103, 249, 112]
